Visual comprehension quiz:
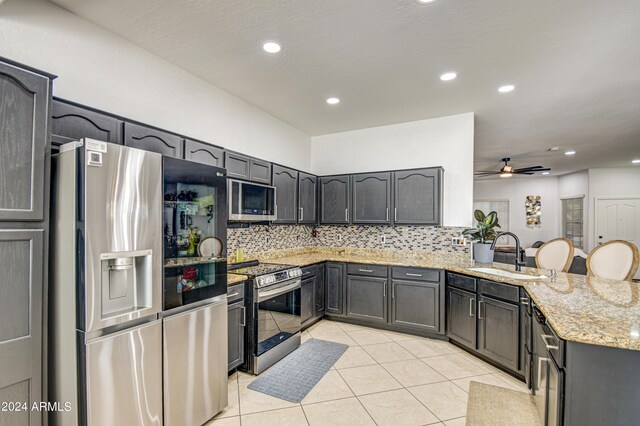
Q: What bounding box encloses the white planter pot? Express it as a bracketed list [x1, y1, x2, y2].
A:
[473, 242, 495, 264]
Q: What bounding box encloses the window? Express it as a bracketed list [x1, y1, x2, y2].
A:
[473, 200, 509, 232]
[562, 197, 584, 249]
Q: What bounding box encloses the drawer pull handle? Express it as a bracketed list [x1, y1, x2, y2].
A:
[359, 269, 374, 273]
[228, 292, 240, 297]
[520, 297, 529, 305]
[406, 273, 423, 277]
[541, 334, 559, 350]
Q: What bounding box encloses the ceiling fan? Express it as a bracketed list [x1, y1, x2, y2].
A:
[475, 158, 551, 178]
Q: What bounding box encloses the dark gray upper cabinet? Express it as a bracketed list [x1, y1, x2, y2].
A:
[320, 175, 350, 224]
[446, 286, 476, 350]
[0, 61, 50, 221]
[346, 275, 387, 323]
[184, 139, 224, 167]
[272, 165, 298, 224]
[298, 172, 317, 224]
[393, 168, 442, 225]
[224, 151, 272, 184]
[325, 262, 345, 316]
[51, 100, 123, 148]
[123, 122, 184, 158]
[477, 295, 520, 371]
[352, 172, 392, 224]
[391, 279, 441, 333]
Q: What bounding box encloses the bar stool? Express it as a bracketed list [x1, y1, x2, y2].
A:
[586, 240, 640, 281]
[535, 238, 575, 272]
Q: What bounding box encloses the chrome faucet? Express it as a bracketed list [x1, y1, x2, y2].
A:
[491, 232, 525, 272]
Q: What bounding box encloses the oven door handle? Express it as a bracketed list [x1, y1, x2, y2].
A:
[257, 280, 301, 302]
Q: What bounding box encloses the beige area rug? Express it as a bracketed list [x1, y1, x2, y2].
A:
[466, 381, 542, 426]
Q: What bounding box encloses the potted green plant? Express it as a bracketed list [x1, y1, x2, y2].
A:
[462, 209, 501, 263]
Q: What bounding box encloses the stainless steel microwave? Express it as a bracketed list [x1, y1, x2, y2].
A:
[228, 179, 277, 221]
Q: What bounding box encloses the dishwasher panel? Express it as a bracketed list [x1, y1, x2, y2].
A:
[163, 299, 228, 426]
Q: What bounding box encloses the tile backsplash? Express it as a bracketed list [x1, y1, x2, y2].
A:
[227, 224, 469, 256]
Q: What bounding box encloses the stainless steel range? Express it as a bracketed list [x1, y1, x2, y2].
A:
[229, 261, 303, 374]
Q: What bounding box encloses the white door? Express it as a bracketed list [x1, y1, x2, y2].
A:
[595, 198, 640, 279]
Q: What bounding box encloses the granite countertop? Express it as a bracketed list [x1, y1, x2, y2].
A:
[234, 247, 640, 351]
[227, 273, 247, 285]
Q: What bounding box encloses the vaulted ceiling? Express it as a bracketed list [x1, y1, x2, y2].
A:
[51, 0, 640, 176]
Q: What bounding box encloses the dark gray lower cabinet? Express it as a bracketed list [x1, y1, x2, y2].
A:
[391, 279, 441, 333]
[315, 266, 325, 315]
[346, 275, 387, 323]
[301, 276, 315, 324]
[184, 139, 224, 167]
[447, 286, 477, 350]
[123, 122, 183, 158]
[227, 300, 245, 371]
[477, 295, 519, 371]
[325, 262, 345, 315]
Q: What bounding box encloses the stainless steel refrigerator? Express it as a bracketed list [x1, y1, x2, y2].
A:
[50, 139, 163, 425]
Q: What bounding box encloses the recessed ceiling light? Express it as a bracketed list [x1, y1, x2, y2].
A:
[565, 150, 576, 156]
[632, 159, 640, 164]
[415, 0, 438, 4]
[547, 147, 560, 152]
[542, 172, 550, 175]
[262, 41, 282, 53]
[498, 85, 515, 93]
[326, 97, 340, 105]
[440, 72, 457, 81]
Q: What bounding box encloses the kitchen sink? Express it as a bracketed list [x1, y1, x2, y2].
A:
[469, 267, 548, 280]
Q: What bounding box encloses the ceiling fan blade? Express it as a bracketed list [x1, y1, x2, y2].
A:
[474, 172, 499, 176]
[513, 166, 546, 172]
[513, 171, 535, 175]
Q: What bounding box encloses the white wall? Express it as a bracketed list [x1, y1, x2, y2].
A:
[587, 167, 640, 250]
[0, 0, 311, 170]
[557, 170, 589, 248]
[311, 113, 475, 227]
[474, 177, 559, 248]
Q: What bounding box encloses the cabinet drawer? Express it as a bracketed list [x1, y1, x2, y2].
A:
[227, 284, 245, 303]
[301, 264, 318, 279]
[347, 263, 388, 278]
[478, 279, 519, 303]
[392, 267, 440, 282]
[446, 272, 476, 292]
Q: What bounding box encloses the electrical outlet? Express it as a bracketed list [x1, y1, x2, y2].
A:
[451, 237, 467, 246]
[381, 235, 386, 244]
[338, 234, 342, 242]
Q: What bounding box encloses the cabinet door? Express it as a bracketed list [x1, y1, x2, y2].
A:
[298, 172, 317, 224]
[393, 168, 442, 225]
[352, 172, 391, 224]
[0, 61, 49, 221]
[391, 279, 441, 333]
[51, 100, 122, 148]
[272, 165, 298, 224]
[225, 152, 251, 180]
[325, 263, 345, 315]
[123, 122, 183, 158]
[0, 230, 44, 426]
[478, 295, 520, 372]
[184, 139, 224, 167]
[315, 265, 326, 316]
[301, 276, 315, 324]
[446, 286, 476, 350]
[320, 176, 350, 224]
[347, 275, 387, 323]
[250, 159, 272, 184]
[228, 301, 245, 371]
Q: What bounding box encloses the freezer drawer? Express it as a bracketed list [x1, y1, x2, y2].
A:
[163, 299, 228, 426]
[85, 320, 163, 426]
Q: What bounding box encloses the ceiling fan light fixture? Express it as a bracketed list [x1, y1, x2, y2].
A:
[499, 173, 513, 178]
[542, 171, 550, 175]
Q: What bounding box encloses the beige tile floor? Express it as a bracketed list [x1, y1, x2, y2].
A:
[207, 320, 529, 426]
